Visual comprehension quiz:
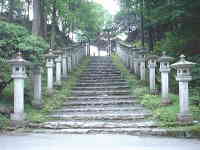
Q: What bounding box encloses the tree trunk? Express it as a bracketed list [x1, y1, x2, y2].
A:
[8, 0, 15, 21]
[50, 0, 57, 49]
[141, 0, 145, 48]
[148, 27, 154, 51]
[40, 0, 47, 38]
[32, 0, 41, 36]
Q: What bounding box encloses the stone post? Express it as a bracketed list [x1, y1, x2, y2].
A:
[54, 50, 63, 87]
[67, 49, 72, 72]
[171, 55, 196, 124]
[32, 64, 43, 108]
[45, 49, 56, 95]
[8, 52, 30, 125]
[62, 49, 68, 80]
[133, 52, 139, 76]
[147, 55, 158, 94]
[138, 52, 146, 81]
[158, 52, 174, 105]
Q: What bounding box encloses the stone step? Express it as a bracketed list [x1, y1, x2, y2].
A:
[87, 67, 118, 70]
[82, 71, 121, 74]
[53, 106, 144, 113]
[75, 82, 128, 87]
[71, 90, 130, 96]
[80, 72, 121, 76]
[80, 73, 121, 76]
[77, 79, 127, 83]
[59, 104, 143, 110]
[83, 69, 120, 72]
[48, 112, 152, 121]
[67, 95, 135, 100]
[31, 127, 164, 136]
[63, 99, 136, 106]
[87, 65, 116, 67]
[79, 77, 122, 80]
[51, 109, 151, 116]
[72, 86, 129, 91]
[32, 120, 157, 129]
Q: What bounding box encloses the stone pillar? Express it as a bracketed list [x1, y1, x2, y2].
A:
[67, 50, 72, 72]
[45, 49, 56, 95]
[171, 55, 195, 124]
[54, 50, 63, 87]
[147, 55, 158, 94]
[133, 53, 139, 76]
[158, 52, 173, 105]
[8, 52, 30, 125]
[62, 49, 68, 80]
[139, 54, 146, 81]
[32, 65, 42, 108]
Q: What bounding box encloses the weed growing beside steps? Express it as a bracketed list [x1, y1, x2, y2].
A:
[112, 55, 200, 129]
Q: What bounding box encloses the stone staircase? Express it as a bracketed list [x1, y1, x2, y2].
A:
[32, 56, 158, 135]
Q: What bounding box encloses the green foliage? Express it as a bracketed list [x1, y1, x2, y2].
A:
[141, 94, 161, 109]
[154, 32, 187, 55]
[154, 105, 179, 126]
[0, 20, 49, 62]
[0, 114, 10, 129]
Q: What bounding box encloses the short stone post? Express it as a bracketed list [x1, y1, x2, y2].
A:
[54, 50, 63, 87]
[128, 50, 132, 70]
[138, 52, 146, 81]
[171, 55, 195, 124]
[147, 55, 158, 94]
[45, 49, 56, 95]
[62, 49, 68, 80]
[158, 52, 174, 105]
[67, 49, 72, 72]
[32, 64, 43, 108]
[8, 52, 30, 125]
[133, 52, 139, 76]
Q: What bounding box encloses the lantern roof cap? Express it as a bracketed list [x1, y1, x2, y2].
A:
[146, 54, 158, 61]
[171, 54, 196, 69]
[158, 51, 174, 62]
[54, 49, 63, 55]
[7, 51, 30, 65]
[44, 49, 56, 58]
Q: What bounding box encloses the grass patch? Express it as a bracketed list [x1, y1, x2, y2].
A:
[112, 55, 200, 129]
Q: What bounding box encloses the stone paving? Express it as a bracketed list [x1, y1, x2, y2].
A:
[31, 56, 158, 135]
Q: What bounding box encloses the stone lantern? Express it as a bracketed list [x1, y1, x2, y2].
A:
[7, 52, 30, 124]
[171, 54, 196, 124]
[44, 49, 56, 95]
[61, 48, 68, 80]
[147, 55, 158, 94]
[54, 50, 63, 87]
[138, 50, 147, 81]
[158, 52, 174, 105]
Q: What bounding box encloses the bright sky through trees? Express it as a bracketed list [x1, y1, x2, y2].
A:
[95, 0, 119, 15]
